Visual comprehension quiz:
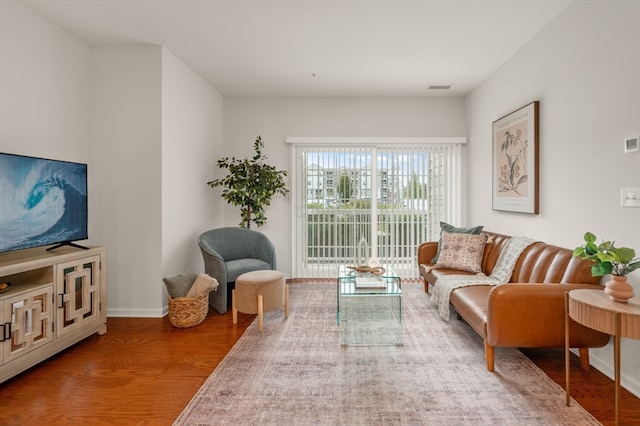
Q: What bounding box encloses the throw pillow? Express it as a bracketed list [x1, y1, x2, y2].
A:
[432, 221, 485, 262]
[163, 269, 197, 299]
[185, 273, 219, 298]
[434, 231, 488, 273]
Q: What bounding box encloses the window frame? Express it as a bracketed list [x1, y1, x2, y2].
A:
[287, 137, 466, 278]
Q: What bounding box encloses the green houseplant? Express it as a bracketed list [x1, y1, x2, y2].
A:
[574, 231, 639, 302]
[573, 232, 640, 277]
[207, 135, 288, 229]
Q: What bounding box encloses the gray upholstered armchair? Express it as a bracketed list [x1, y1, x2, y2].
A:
[198, 227, 276, 314]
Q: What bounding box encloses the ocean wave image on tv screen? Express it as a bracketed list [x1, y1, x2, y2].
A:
[0, 155, 87, 252]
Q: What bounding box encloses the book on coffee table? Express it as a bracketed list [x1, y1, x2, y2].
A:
[355, 276, 386, 289]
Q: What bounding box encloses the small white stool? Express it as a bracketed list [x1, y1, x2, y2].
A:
[232, 270, 289, 331]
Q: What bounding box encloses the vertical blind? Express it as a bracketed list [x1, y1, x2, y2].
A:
[289, 138, 463, 279]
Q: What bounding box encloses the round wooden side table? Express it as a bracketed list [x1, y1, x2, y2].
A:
[565, 289, 640, 426]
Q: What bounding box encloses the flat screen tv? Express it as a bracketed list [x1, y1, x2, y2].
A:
[0, 152, 88, 253]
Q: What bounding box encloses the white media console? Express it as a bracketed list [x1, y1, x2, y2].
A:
[0, 246, 107, 383]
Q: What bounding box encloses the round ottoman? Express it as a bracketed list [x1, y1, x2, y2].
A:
[232, 270, 289, 331]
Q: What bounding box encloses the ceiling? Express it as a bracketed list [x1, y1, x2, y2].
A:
[19, 0, 573, 97]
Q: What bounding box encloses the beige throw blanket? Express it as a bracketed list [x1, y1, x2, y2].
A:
[430, 236, 536, 321]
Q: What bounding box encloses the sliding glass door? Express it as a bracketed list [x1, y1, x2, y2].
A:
[289, 138, 463, 279]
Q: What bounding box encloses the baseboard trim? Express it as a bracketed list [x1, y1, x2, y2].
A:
[107, 308, 165, 318]
[586, 347, 640, 399]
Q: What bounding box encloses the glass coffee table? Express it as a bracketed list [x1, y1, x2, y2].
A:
[336, 265, 402, 346]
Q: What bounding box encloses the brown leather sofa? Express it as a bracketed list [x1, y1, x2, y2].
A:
[418, 231, 610, 372]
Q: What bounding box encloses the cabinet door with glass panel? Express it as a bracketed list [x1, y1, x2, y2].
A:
[1, 285, 54, 363]
[56, 255, 101, 337]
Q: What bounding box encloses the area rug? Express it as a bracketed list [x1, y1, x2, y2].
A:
[174, 283, 599, 425]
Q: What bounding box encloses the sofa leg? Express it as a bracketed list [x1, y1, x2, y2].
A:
[578, 348, 590, 371]
[423, 279, 429, 293]
[484, 340, 495, 372]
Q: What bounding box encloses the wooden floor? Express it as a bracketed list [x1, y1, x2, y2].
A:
[0, 300, 639, 425]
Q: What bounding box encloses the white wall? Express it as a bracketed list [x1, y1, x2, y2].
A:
[161, 48, 224, 306]
[466, 0, 640, 397]
[1, 2, 225, 318]
[223, 96, 467, 276]
[0, 0, 90, 163]
[92, 46, 225, 317]
[91, 46, 163, 317]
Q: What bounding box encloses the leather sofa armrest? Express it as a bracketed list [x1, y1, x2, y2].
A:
[486, 283, 609, 348]
[417, 242, 438, 292]
[417, 242, 438, 266]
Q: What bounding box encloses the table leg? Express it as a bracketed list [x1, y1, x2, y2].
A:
[336, 279, 340, 325]
[614, 312, 621, 426]
[564, 292, 571, 406]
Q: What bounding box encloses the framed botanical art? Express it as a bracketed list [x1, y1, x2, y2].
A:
[492, 101, 539, 214]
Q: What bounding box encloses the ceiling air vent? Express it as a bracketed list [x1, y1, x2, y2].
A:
[428, 85, 452, 90]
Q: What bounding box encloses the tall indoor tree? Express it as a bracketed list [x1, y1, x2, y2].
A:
[207, 135, 288, 228]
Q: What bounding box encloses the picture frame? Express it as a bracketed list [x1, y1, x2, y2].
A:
[492, 101, 539, 214]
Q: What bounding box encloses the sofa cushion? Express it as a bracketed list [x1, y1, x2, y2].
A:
[432, 222, 484, 262]
[421, 264, 476, 284]
[435, 231, 488, 273]
[450, 285, 493, 338]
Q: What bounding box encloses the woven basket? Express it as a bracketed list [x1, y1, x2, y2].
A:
[168, 291, 210, 328]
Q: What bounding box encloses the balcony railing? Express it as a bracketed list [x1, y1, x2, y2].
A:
[302, 208, 429, 278]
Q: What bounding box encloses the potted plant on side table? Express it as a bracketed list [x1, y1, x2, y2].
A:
[574, 231, 640, 303]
